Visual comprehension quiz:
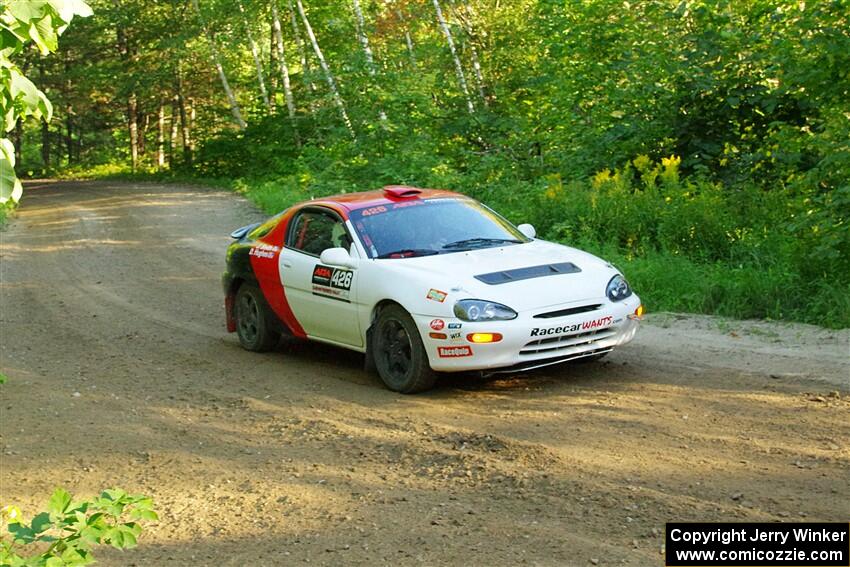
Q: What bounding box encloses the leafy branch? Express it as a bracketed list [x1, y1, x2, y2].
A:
[0, 488, 157, 567]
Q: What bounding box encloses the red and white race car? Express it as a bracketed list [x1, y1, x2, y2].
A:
[223, 186, 642, 393]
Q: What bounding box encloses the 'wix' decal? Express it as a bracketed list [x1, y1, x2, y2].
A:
[312, 264, 353, 302]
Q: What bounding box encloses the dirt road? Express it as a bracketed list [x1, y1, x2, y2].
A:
[1, 180, 848, 566]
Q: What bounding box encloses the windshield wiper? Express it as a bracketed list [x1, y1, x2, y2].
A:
[376, 248, 440, 259]
[442, 237, 523, 250]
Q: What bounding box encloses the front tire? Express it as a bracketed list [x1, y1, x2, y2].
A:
[372, 305, 436, 393]
[235, 283, 280, 352]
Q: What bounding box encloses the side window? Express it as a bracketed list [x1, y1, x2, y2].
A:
[287, 209, 352, 256]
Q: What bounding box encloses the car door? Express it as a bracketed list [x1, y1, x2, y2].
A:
[278, 206, 363, 347]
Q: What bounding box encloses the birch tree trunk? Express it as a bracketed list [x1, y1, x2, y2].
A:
[296, 0, 355, 137]
[270, 1, 298, 131]
[41, 118, 49, 170]
[169, 95, 179, 167]
[238, 0, 272, 112]
[191, 0, 248, 129]
[449, 0, 486, 104]
[157, 99, 166, 168]
[176, 68, 192, 165]
[351, 0, 375, 71]
[114, 9, 139, 169]
[396, 7, 416, 66]
[127, 94, 138, 169]
[287, 0, 316, 92]
[432, 0, 474, 113]
[351, 0, 386, 122]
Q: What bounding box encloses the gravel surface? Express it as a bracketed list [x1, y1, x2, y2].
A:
[1, 180, 848, 566]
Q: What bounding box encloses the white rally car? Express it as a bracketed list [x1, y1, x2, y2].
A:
[223, 186, 642, 393]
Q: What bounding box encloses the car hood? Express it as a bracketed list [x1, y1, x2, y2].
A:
[384, 240, 618, 313]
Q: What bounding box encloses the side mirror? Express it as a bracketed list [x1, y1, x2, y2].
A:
[517, 223, 536, 239]
[320, 247, 357, 269]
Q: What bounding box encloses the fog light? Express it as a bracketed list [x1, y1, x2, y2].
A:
[467, 333, 502, 343]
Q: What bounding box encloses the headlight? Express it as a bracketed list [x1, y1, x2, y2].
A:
[606, 274, 632, 302]
[453, 299, 517, 322]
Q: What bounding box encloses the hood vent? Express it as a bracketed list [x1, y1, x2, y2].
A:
[474, 262, 581, 285]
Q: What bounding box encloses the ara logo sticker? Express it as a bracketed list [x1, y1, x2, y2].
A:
[429, 319, 445, 331]
[311, 264, 353, 302]
[426, 288, 448, 303]
[530, 315, 614, 337]
[438, 346, 473, 358]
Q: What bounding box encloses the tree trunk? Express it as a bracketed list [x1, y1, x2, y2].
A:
[239, 0, 272, 112]
[449, 0, 486, 104]
[169, 95, 179, 167]
[271, 1, 298, 135]
[138, 110, 148, 156]
[13, 118, 22, 166]
[287, 0, 316, 92]
[192, 0, 247, 129]
[41, 118, 49, 170]
[127, 94, 138, 170]
[188, 100, 196, 155]
[351, 0, 386, 121]
[176, 70, 192, 165]
[396, 8, 416, 66]
[351, 0, 375, 71]
[268, 21, 277, 109]
[296, 0, 355, 137]
[157, 99, 166, 168]
[431, 0, 474, 113]
[114, 1, 139, 168]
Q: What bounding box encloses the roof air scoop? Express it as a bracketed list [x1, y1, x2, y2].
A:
[383, 185, 422, 199]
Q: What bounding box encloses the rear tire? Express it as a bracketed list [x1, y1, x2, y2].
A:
[372, 305, 436, 393]
[235, 283, 280, 352]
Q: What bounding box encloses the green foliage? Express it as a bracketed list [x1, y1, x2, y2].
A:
[10, 0, 848, 327]
[0, 488, 156, 567]
[0, 0, 91, 203]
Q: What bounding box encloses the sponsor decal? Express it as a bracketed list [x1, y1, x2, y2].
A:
[438, 346, 473, 358]
[530, 315, 614, 337]
[429, 319, 445, 331]
[449, 332, 461, 339]
[249, 243, 281, 259]
[426, 288, 448, 303]
[447, 322, 462, 329]
[311, 264, 353, 302]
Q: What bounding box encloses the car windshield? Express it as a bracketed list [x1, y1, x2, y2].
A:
[349, 198, 529, 259]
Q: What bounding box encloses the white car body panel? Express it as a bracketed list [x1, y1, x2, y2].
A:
[316, 227, 643, 372]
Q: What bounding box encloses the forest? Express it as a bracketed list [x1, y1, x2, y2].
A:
[5, 0, 850, 327]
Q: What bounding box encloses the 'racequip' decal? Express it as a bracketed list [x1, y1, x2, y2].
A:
[447, 322, 462, 329]
[429, 319, 445, 331]
[311, 264, 353, 302]
[438, 346, 473, 358]
[249, 243, 280, 259]
[426, 288, 447, 303]
[530, 315, 614, 337]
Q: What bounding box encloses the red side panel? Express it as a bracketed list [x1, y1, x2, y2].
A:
[249, 212, 307, 338]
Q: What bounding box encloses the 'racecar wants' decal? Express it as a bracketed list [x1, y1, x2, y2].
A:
[311, 264, 353, 302]
[530, 315, 614, 337]
[438, 346, 473, 358]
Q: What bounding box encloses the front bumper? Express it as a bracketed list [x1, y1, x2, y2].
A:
[415, 294, 641, 372]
